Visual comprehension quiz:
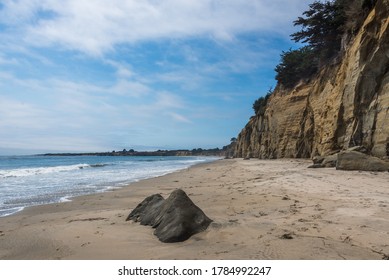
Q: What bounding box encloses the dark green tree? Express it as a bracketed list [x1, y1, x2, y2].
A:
[291, 1, 346, 61]
[271, 0, 376, 90]
[275, 46, 318, 88]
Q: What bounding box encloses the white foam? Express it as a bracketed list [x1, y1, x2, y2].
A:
[59, 197, 72, 203]
[0, 163, 90, 178]
[0, 206, 25, 217]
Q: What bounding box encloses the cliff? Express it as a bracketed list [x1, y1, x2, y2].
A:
[234, 0, 389, 159]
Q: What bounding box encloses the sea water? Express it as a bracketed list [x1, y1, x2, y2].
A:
[0, 155, 219, 217]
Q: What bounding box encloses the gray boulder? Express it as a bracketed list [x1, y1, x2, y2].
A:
[309, 146, 370, 169]
[126, 189, 212, 243]
[336, 151, 389, 171]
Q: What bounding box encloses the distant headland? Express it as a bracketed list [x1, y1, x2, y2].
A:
[41, 147, 229, 157]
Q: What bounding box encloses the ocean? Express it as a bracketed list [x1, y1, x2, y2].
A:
[0, 155, 219, 217]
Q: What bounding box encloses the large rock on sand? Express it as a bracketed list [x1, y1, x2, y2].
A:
[126, 189, 212, 243]
[336, 151, 389, 171]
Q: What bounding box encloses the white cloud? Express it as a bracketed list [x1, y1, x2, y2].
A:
[0, 53, 19, 65]
[0, 96, 50, 130]
[0, 0, 312, 56]
[110, 79, 150, 97]
[167, 112, 192, 124]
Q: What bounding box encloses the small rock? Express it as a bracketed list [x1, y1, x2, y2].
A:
[280, 233, 294, 239]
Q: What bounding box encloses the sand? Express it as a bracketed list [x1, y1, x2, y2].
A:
[0, 158, 388, 260]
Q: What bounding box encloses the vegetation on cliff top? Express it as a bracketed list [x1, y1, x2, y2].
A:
[277, 0, 376, 88]
[252, 87, 273, 115]
[253, 0, 377, 114]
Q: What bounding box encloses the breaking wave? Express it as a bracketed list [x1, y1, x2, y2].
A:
[0, 163, 109, 178]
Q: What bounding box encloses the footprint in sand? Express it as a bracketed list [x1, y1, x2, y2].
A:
[342, 236, 352, 243]
[254, 211, 268, 218]
[314, 204, 324, 211]
[280, 233, 294, 240]
[260, 242, 280, 259]
[215, 250, 229, 255]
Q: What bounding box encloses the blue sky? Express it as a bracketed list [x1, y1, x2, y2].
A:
[0, 0, 312, 155]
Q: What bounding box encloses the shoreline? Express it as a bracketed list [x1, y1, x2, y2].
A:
[0, 156, 222, 218]
[1, 158, 388, 259]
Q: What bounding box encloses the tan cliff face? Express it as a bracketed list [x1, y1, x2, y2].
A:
[234, 0, 389, 159]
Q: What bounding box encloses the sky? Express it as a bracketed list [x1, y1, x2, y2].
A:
[0, 0, 312, 155]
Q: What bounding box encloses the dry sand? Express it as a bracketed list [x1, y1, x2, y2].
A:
[0, 158, 388, 260]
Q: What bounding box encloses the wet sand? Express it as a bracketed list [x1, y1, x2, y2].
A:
[1, 158, 388, 259]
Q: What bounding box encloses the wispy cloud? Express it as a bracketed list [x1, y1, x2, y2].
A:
[167, 112, 192, 124]
[0, 95, 51, 130]
[0, 53, 19, 65]
[1, 0, 311, 56]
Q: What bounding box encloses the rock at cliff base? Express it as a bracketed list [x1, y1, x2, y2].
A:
[126, 189, 212, 243]
[309, 153, 338, 168]
[336, 151, 389, 171]
[312, 156, 325, 164]
[308, 163, 324, 168]
[321, 154, 338, 167]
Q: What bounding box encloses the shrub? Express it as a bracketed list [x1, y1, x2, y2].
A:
[253, 88, 273, 115]
[275, 46, 318, 88]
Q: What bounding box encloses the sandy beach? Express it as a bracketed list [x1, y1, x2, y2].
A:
[0, 158, 388, 260]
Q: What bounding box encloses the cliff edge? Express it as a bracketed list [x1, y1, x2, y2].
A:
[234, 0, 388, 159]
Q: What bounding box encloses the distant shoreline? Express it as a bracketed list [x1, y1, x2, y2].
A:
[40, 148, 227, 157]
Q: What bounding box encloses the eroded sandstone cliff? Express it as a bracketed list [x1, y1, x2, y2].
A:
[234, 0, 389, 159]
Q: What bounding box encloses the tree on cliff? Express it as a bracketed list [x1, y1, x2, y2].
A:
[275, 46, 318, 88]
[253, 87, 273, 115]
[254, 0, 377, 111]
[275, 0, 348, 88]
[291, 0, 377, 57]
[291, 0, 346, 61]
